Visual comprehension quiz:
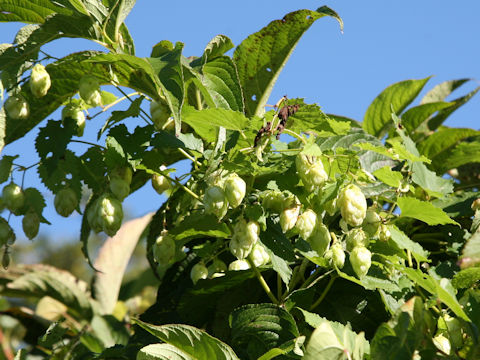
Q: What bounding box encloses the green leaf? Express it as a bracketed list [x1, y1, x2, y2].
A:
[460, 230, 480, 269]
[22, 187, 49, 224]
[182, 107, 248, 143]
[417, 127, 480, 168]
[363, 77, 430, 137]
[93, 213, 153, 314]
[452, 268, 480, 290]
[80, 194, 100, 270]
[169, 213, 231, 241]
[137, 343, 190, 360]
[388, 225, 428, 262]
[427, 86, 480, 131]
[200, 34, 235, 63]
[0, 0, 67, 23]
[38, 321, 67, 349]
[399, 267, 469, 321]
[0, 155, 17, 183]
[303, 317, 370, 360]
[0, 265, 95, 320]
[397, 197, 458, 225]
[440, 141, 480, 173]
[420, 78, 471, 104]
[134, 319, 239, 360]
[98, 96, 144, 139]
[401, 101, 453, 134]
[91, 315, 129, 348]
[234, 7, 342, 117]
[202, 56, 244, 112]
[230, 303, 299, 360]
[373, 166, 402, 188]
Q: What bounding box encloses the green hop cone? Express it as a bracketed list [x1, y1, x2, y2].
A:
[308, 223, 331, 256]
[87, 198, 103, 233]
[228, 259, 250, 271]
[152, 171, 172, 195]
[79, 76, 102, 107]
[153, 232, 176, 265]
[22, 211, 40, 240]
[29, 64, 51, 97]
[249, 243, 270, 267]
[224, 173, 246, 208]
[345, 228, 368, 251]
[280, 205, 300, 233]
[296, 152, 328, 191]
[377, 224, 391, 242]
[62, 104, 85, 136]
[5, 95, 29, 119]
[208, 259, 227, 278]
[338, 184, 367, 227]
[2, 250, 10, 270]
[0, 218, 15, 246]
[350, 246, 372, 278]
[362, 209, 381, 237]
[150, 98, 172, 130]
[54, 188, 78, 217]
[331, 243, 345, 269]
[98, 194, 123, 236]
[112, 167, 133, 184]
[229, 218, 259, 260]
[296, 209, 317, 240]
[262, 190, 286, 213]
[204, 185, 228, 219]
[109, 176, 130, 200]
[2, 183, 25, 213]
[190, 263, 208, 284]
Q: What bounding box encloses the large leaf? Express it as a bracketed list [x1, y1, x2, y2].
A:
[397, 197, 458, 226]
[137, 343, 190, 360]
[0, 0, 68, 23]
[388, 225, 428, 262]
[401, 101, 453, 134]
[460, 229, 480, 269]
[92, 213, 154, 315]
[169, 213, 231, 241]
[363, 78, 430, 137]
[229, 303, 299, 360]
[440, 141, 480, 173]
[134, 319, 239, 360]
[0, 264, 95, 320]
[233, 7, 342, 117]
[418, 127, 480, 161]
[303, 316, 369, 360]
[420, 78, 471, 104]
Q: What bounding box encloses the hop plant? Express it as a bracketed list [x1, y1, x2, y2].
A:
[350, 246, 372, 278]
[280, 205, 300, 233]
[338, 184, 367, 227]
[2, 183, 25, 213]
[249, 243, 270, 267]
[98, 195, 124, 236]
[295, 209, 317, 240]
[152, 167, 172, 195]
[79, 76, 102, 107]
[377, 224, 391, 242]
[190, 263, 208, 284]
[224, 173, 246, 208]
[208, 259, 227, 278]
[22, 211, 40, 240]
[29, 64, 51, 97]
[62, 104, 86, 136]
[362, 209, 381, 237]
[150, 98, 172, 130]
[204, 185, 228, 219]
[296, 152, 328, 191]
[5, 95, 29, 119]
[229, 218, 260, 260]
[109, 167, 132, 201]
[331, 243, 345, 269]
[228, 259, 250, 271]
[308, 223, 331, 256]
[0, 218, 15, 246]
[345, 228, 368, 251]
[152, 232, 176, 265]
[54, 188, 78, 217]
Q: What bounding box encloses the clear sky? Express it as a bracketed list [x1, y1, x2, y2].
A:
[2, 1, 480, 243]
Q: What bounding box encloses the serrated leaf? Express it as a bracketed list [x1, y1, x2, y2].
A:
[182, 107, 248, 143]
[452, 268, 480, 289]
[91, 315, 129, 348]
[177, 133, 204, 154]
[230, 303, 299, 360]
[137, 343, 190, 360]
[93, 213, 153, 314]
[22, 187, 49, 224]
[397, 197, 458, 225]
[35, 120, 76, 171]
[202, 56, 244, 112]
[363, 77, 430, 137]
[373, 166, 402, 188]
[234, 7, 342, 117]
[0, 155, 17, 183]
[303, 316, 369, 360]
[399, 267, 469, 321]
[388, 225, 428, 262]
[201, 35, 235, 63]
[0, 0, 68, 23]
[420, 78, 471, 104]
[169, 213, 231, 241]
[401, 101, 453, 134]
[80, 194, 100, 270]
[439, 141, 480, 173]
[80, 147, 107, 192]
[134, 319, 239, 360]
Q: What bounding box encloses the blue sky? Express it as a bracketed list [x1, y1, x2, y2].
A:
[2, 1, 480, 243]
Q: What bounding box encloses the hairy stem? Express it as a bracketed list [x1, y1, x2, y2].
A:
[247, 258, 279, 304]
